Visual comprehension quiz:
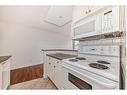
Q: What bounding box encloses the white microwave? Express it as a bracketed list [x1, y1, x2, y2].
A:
[101, 6, 120, 33]
[73, 6, 120, 39]
[73, 14, 102, 39]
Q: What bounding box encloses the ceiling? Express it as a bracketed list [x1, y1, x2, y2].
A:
[0, 6, 73, 33]
[44, 6, 72, 26]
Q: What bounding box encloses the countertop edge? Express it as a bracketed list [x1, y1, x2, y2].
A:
[0, 56, 12, 64]
[46, 53, 77, 60]
[46, 54, 63, 60]
[41, 49, 77, 52]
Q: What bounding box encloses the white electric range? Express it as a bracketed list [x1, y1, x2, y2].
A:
[61, 39, 121, 89]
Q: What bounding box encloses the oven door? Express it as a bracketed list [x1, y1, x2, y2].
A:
[68, 73, 92, 89]
[61, 63, 118, 89]
[62, 65, 93, 89]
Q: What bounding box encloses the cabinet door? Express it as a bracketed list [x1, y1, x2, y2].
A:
[0, 60, 10, 89]
[46, 57, 57, 87]
[46, 56, 52, 77]
[53, 59, 62, 89]
[46, 57, 66, 89]
[0, 64, 3, 89]
[73, 6, 88, 22]
[2, 60, 11, 89]
[47, 57, 63, 89]
[88, 6, 104, 13]
[47, 57, 55, 82]
[72, 6, 104, 22]
[50, 63, 55, 84]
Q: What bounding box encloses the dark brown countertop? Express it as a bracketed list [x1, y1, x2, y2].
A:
[42, 49, 77, 52]
[0, 56, 11, 64]
[46, 53, 77, 60]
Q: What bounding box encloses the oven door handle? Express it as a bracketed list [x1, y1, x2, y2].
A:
[63, 65, 116, 89]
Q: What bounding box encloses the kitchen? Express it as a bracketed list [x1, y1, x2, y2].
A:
[0, 5, 126, 90]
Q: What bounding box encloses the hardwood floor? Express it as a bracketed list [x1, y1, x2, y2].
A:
[11, 64, 43, 85]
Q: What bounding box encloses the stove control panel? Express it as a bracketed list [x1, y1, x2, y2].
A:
[79, 45, 120, 56]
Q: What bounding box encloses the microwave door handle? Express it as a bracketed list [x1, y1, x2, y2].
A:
[104, 10, 112, 15]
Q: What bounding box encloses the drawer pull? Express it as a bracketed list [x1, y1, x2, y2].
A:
[91, 49, 95, 50]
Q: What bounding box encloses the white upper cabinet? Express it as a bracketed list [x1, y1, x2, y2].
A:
[72, 6, 89, 22]
[72, 6, 104, 22]
[88, 6, 104, 13]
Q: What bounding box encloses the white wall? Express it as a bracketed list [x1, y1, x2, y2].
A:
[0, 21, 73, 70]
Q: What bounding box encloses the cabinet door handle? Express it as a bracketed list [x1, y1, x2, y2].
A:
[91, 49, 95, 50]
[88, 9, 91, 12]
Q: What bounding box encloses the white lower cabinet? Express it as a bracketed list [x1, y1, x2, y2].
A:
[0, 64, 3, 89]
[0, 59, 11, 89]
[46, 56, 63, 89]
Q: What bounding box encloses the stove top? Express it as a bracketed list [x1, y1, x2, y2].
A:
[62, 56, 119, 82]
[88, 63, 109, 70]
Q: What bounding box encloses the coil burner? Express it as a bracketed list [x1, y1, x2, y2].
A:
[89, 63, 109, 70]
[97, 60, 110, 64]
[75, 57, 86, 60]
[69, 59, 78, 62]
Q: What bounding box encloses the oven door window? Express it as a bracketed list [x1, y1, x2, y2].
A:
[68, 73, 92, 89]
